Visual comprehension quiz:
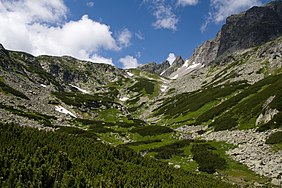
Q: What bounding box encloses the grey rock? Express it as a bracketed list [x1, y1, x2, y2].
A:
[161, 56, 185, 77]
[138, 61, 170, 75]
[217, 1, 282, 57]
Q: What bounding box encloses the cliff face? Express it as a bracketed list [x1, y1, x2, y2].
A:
[186, 32, 221, 66]
[161, 56, 185, 77]
[138, 61, 170, 75]
[217, 1, 282, 57]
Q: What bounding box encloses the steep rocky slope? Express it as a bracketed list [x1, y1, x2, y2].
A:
[144, 1, 282, 79]
[1, 1, 282, 187]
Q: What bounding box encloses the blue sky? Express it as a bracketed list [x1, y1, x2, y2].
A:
[0, 0, 272, 68]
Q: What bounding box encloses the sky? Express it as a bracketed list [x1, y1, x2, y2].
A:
[0, 0, 272, 69]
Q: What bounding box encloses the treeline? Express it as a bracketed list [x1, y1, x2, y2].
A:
[0, 123, 234, 187]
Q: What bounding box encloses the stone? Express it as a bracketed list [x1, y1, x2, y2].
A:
[271, 178, 282, 186]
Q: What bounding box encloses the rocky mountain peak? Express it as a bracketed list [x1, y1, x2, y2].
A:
[138, 60, 170, 75]
[171, 56, 185, 67]
[217, 0, 282, 57]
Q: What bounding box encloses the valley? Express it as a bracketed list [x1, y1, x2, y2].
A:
[0, 1, 282, 187]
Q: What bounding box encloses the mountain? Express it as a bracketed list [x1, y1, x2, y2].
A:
[1, 1, 282, 187]
[145, 1, 282, 79]
[138, 60, 170, 75]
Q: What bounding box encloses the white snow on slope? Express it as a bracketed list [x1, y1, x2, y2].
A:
[55, 106, 77, 118]
[160, 85, 168, 92]
[183, 60, 190, 68]
[120, 97, 129, 102]
[40, 84, 47, 88]
[171, 74, 179, 80]
[186, 62, 201, 70]
[160, 70, 166, 76]
[127, 72, 134, 77]
[69, 84, 90, 94]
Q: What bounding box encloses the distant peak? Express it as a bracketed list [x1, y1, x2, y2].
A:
[171, 56, 184, 67]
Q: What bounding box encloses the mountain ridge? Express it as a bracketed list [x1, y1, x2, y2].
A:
[0, 1, 282, 187]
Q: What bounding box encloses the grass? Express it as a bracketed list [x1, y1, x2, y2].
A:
[265, 131, 282, 144]
[153, 82, 248, 119]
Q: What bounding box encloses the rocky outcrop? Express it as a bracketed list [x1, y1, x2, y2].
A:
[161, 56, 185, 77]
[138, 61, 170, 75]
[187, 32, 221, 66]
[203, 129, 282, 183]
[217, 1, 282, 57]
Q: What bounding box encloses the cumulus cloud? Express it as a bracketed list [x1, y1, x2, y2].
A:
[91, 54, 113, 65]
[144, 0, 179, 31]
[117, 28, 132, 48]
[166, 53, 176, 65]
[176, 0, 199, 6]
[119, 56, 139, 69]
[152, 4, 179, 31]
[0, 0, 128, 65]
[201, 0, 262, 32]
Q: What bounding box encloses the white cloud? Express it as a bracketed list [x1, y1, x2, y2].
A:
[0, 0, 122, 65]
[119, 56, 139, 69]
[117, 28, 132, 48]
[166, 53, 176, 65]
[91, 54, 113, 65]
[201, 0, 262, 32]
[144, 0, 179, 31]
[86, 1, 94, 7]
[152, 4, 179, 31]
[176, 0, 199, 6]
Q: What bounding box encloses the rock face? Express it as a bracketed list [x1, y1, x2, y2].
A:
[138, 61, 170, 75]
[187, 32, 221, 66]
[217, 1, 282, 57]
[161, 56, 185, 77]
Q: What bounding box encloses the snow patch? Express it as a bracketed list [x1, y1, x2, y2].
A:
[171, 74, 179, 80]
[120, 97, 129, 102]
[69, 84, 90, 94]
[160, 85, 168, 92]
[186, 62, 201, 70]
[160, 70, 166, 76]
[40, 84, 47, 88]
[55, 106, 77, 118]
[183, 60, 190, 68]
[127, 72, 134, 77]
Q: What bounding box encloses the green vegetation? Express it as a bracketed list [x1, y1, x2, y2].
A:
[128, 78, 155, 95]
[0, 103, 56, 127]
[266, 131, 282, 144]
[0, 123, 234, 187]
[191, 143, 227, 174]
[130, 126, 174, 136]
[52, 92, 114, 108]
[153, 82, 248, 126]
[124, 139, 162, 147]
[154, 73, 282, 131]
[149, 139, 196, 159]
[0, 78, 29, 100]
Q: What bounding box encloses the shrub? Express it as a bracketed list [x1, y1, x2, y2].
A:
[130, 126, 174, 136]
[191, 144, 227, 174]
[266, 131, 282, 144]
